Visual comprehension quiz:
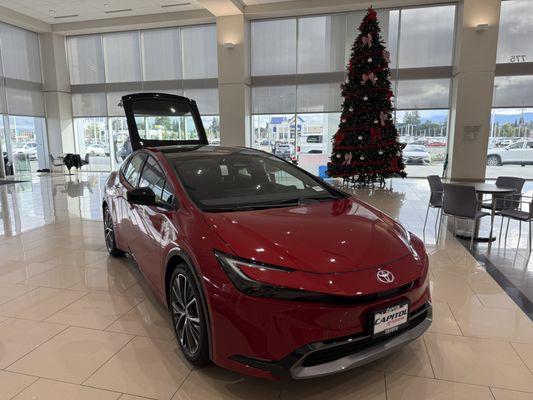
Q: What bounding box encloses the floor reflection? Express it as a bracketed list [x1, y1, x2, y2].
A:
[0, 173, 106, 237]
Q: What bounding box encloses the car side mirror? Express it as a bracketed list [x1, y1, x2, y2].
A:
[127, 187, 156, 206]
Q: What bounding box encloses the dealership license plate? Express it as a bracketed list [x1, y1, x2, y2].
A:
[372, 302, 409, 337]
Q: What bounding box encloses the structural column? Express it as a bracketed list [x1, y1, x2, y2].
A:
[216, 14, 251, 147]
[446, 0, 501, 181]
[39, 32, 75, 159]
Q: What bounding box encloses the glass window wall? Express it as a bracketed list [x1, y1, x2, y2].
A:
[74, 118, 110, 171]
[250, 5, 455, 178]
[489, 0, 533, 179]
[68, 24, 219, 172]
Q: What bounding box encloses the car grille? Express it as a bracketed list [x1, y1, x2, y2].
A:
[336, 280, 416, 304]
[300, 304, 430, 367]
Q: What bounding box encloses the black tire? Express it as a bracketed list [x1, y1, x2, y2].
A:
[103, 206, 125, 257]
[486, 155, 501, 166]
[169, 265, 210, 365]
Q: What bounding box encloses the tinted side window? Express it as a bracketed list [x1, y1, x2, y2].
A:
[307, 136, 322, 143]
[508, 142, 524, 149]
[139, 157, 166, 200]
[124, 154, 146, 187]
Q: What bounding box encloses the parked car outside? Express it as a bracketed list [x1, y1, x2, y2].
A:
[487, 140, 533, 166]
[403, 145, 431, 165]
[298, 134, 324, 154]
[86, 143, 110, 157]
[12, 141, 37, 160]
[273, 142, 295, 161]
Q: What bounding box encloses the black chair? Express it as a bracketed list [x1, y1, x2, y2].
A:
[481, 176, 525, 241]
[424, 175, 443, 239]
[499, 195, 533, 248]
[442, 183, 490, 250]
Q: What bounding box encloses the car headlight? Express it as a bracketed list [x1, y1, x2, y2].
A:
[214, 250, 336, 301]
[396, 225, 422, 262]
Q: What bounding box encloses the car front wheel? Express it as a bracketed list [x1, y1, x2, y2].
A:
[486, 155, 502, 166]
[103, 206, 125, 257]
[170, 265, 210, 365]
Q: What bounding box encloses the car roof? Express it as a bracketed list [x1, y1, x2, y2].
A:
[143, 145, 268, 159]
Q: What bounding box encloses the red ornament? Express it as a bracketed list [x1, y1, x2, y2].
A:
[367, 7, 377, 20]
[370, 127, 381, 141]
[387, 90, 394, 101]
[334, 132, 345, 145]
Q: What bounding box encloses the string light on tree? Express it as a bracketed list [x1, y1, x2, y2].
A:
[327, 7, 406, 185]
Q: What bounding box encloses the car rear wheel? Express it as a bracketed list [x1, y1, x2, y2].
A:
[103, 207, 125, 257]
[486, 155, 501, 166]
[170, 265, 210, 365]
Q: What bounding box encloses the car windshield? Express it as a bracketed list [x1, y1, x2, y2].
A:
[405, 145, 426, 152]
[173, 151, 343, 212]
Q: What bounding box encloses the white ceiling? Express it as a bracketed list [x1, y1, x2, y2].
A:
[0, 0, 205, 24]
[0, 0, 298, 25]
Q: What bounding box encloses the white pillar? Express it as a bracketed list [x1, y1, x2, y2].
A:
[39, 32, 75, 157]
[447, 0, 501, 181]
[216, 15, 251, 147]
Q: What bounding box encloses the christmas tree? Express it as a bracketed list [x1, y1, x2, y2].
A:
[327, 7, 406, 185]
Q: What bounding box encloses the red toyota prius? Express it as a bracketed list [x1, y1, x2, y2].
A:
[103, 93, 431, 380]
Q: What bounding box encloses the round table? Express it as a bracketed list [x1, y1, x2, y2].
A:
[449, 182, 516, 241]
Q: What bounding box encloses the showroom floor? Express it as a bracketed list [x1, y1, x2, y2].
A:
[0, 173, 531, 400]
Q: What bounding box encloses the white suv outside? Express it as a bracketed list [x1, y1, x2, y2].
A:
[487, 140, 533, 166]
[298, 134, 324, 154]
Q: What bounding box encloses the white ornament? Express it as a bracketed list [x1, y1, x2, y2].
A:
[336, 153, 342, 158]
[358, 135, 363, 140]
[363, 96, 368, 101]
[367, 57, 372, 62]
[374, 119, 378, 124]
[378, 150, 383, 155]
[360, 156, 365, 160]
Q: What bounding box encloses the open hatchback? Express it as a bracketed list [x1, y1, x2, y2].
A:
[121, 92, 209, 150]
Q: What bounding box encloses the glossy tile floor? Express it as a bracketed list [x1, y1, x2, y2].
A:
[0, 173, 531, 400]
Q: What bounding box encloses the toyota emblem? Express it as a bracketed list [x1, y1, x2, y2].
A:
[376, 269, 395, 284]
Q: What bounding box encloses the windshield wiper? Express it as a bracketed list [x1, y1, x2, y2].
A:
[206, 202, 300, 212]
[205, 194, 340, 212]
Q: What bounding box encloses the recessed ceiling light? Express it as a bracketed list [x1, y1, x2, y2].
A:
[48, 9, 56, 15]
[104, 8, 132, 14]
[161, 2, 190, 8]
[53, 14, 79, 19]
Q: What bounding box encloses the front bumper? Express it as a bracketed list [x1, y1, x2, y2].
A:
[230, 303, 432, 379]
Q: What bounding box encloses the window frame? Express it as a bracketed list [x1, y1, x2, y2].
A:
[138, 154, 177, 208]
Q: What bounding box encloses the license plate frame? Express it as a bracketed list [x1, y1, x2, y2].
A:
[371, 301, 409, 338]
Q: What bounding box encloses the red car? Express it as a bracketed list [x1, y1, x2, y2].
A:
[102, 93, 432, 379]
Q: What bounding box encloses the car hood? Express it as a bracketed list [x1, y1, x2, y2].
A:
[205, 197, 415, 274]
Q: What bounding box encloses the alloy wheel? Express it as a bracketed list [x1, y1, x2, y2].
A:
[104, 209, 115, 252]
[487, 156, 500, 166]
[171, 273, 201, 356]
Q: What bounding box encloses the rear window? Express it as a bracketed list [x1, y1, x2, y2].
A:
[306, 136, 323, 143]
[131, 99, 201, 142]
